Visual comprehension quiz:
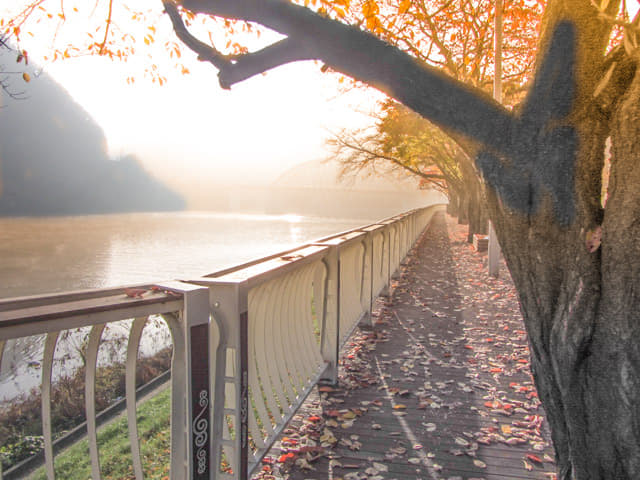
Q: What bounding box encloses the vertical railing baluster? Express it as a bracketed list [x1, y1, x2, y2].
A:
[247, 287, 276, 439]
[272, 277, 296, 402]
[208, 283, 248, 480]
[126, 317, 148, 480]
[297, 265, 324, 376]
[284, 269, 309, 388]
[42, 331, 60, 480]
[85, 324, 106, 480]
[210, 312, 227, 479]
[159, 311, 187, 480]
[320, 246, 339, 384]
[250, 284, 282, 425]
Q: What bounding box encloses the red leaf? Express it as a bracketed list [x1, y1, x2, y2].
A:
[526, 454, 543, 464]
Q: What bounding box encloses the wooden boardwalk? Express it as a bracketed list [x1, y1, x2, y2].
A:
[255, 212, 557, 480]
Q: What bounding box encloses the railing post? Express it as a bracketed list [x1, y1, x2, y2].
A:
[205, 281, 249, 480]
[360, 232, 374, 328]
[379, 226, 392, 297]
[319, 245, 340, 384]
[179, 284, 214, 480]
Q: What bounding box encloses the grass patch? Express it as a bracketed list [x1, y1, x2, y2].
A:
[29, 388, 172, 480]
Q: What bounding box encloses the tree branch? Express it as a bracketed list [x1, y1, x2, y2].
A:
[332, 133, 446, 183]
[177, 0, 513, 153]
[218, 38, 316, 89]
[164, 0, 316, 89]
[163, 0, 230, 70]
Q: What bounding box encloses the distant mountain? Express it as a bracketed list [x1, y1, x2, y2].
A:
[274, 158, 422, 191]
[0, 49, 184, 216]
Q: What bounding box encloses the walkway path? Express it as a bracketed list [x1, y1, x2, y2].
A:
[256, 212, 557, 480]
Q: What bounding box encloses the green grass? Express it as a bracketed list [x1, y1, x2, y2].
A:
[29, 388, 172, 480]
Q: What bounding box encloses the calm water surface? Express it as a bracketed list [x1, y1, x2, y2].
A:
[0, 211, 375, 401]
[0, 211, 374, 299]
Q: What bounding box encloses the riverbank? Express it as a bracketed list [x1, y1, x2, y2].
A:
[0, 347, 172, 472]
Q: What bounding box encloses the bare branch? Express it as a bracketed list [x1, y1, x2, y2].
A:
[164, 0, 315, 89]
[99, 0, 114, 55]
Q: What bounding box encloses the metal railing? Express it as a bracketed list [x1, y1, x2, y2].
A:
[0, 204, 443, 480]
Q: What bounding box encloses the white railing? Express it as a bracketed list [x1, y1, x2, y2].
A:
[0, 204, 443, 480]
[0, 282, 212, 480]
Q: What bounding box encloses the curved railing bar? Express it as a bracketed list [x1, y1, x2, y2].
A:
[160, 312, 187, 480]
[42, 331, 60, 480]
[85, 323, 106, 480]
[249, 284, 280, 426]
[126, 317, 148, 480]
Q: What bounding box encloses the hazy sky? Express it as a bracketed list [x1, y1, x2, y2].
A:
[6, 1, 640, 193]
[9, 8, 383, 189]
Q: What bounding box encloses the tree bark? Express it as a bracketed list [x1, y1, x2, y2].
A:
[446, 188, 460, 217]
[484, 3, 640, 477]
[457, 190, 469, 225]
[466, 193, 488, 244]
[458, 153, 488, 243]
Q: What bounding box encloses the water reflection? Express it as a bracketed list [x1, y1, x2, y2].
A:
[0, 211, 372, 402]
[0, 211, 369, 298]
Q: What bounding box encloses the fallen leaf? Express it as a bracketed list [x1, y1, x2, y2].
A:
[423, 422, 437, 432]
[372, 462, 388, 473]
[526, 453, 543, 464]
[455, 437, 470, 447]
[473, 459, 487, 469]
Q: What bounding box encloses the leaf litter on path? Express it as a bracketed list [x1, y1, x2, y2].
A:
[254, 214, 556, 480]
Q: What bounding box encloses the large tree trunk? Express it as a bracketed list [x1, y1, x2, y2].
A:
[466, 195, 488, 244]
[581, 64, 640, 478]
[460, 158, 489, 243]
[485, 3, 640, 477]
[457, 189, 470, 225]
[446, 189, 459, 217]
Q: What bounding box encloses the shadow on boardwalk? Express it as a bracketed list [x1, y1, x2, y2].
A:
[256, 212, 557, 480]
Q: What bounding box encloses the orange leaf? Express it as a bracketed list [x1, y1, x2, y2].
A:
[398, 0, 411, 14]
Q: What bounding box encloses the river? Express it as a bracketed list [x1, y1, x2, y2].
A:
[0, 211, 379, 299]
[0, 210, 385, 402]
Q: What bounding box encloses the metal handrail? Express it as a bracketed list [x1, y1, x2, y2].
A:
[0, 204, 444, 480]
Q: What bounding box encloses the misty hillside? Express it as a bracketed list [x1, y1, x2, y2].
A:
[274, 158, 422, 191]
[0, 49, 184, 216]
